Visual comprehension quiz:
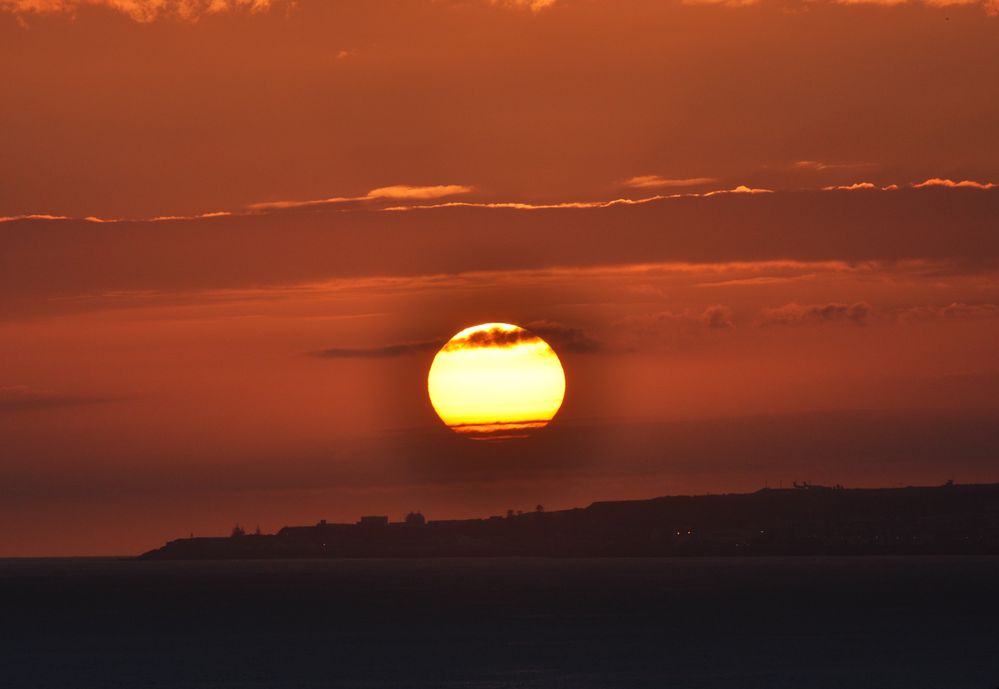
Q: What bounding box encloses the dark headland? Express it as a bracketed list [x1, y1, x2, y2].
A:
[140, 481, 999, 559]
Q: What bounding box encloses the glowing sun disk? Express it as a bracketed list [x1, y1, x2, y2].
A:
[427, 323, 566, 439]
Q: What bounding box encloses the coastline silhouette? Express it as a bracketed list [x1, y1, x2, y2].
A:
[141, 481, 999, 559]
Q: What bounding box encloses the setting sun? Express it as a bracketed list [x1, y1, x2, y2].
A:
[427, 323, 566, 439]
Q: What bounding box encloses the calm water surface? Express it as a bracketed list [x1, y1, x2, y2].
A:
[1, 557, 997, 689]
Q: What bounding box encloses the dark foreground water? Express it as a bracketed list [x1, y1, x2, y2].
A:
[1, 557, 997, 689]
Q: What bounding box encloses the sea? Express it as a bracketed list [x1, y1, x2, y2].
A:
[1, 556, 997, 689]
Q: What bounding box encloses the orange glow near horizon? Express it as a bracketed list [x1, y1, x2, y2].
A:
[427, 323, 566, 439]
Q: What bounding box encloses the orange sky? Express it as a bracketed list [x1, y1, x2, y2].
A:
[1, 0, 998, 555]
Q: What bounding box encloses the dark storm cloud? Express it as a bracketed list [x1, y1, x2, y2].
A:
[761, 301, 873, 326]
[310, 340, 443, 359]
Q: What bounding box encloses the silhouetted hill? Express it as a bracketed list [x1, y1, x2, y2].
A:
[139, 482, 999, 559]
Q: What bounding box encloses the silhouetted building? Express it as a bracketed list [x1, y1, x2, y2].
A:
[359, 515, 389, 527]
[142, 482, 999, 560]
[405, 512, 426, 527]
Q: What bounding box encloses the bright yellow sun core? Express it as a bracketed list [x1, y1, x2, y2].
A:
[427, 323, 566, 439]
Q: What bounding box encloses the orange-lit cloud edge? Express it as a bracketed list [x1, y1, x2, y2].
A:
[4, 0, 998, 21]
[2, 178, 995, 225]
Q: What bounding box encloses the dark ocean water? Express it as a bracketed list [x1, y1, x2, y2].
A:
[1, 557, 997, 689]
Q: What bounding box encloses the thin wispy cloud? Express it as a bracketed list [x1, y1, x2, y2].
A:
[702, 185, 773, 197]
[822, 182, 899, 191]
[366, 185, 473, 200]
[0, 385, 112, 413]
[309, 322, 602, 359]
[382, 197, 669, 212]
[1, 0, 560, 23]
[2, 177, 993, 226]
[834, 0, 998, 16]
[614, 305, 739, 351]
[792, 160, 874, 172]
[385, 185, 773, 212]
[150, 211, 233, 222]
[0, 211, 233, 224]
[899, 302, 999, 322]
[681, 0, 759, 6]
[523, 320, 604, 353]
[0, 213, 71, 223]
[249, 184, 473, 211]
[680, 0, 998, 14]
[310, 340, 443, 359]
[822, 178, 998, 192]
[491, 0, 557, 11]
[622, 175, 718, 190]
[1, 0, 277, 23]
[913, 178, 997, 190]
[760, 302, 873, 326]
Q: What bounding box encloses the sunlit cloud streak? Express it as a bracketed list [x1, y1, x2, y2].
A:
[491, 0, 556, 11]
[913, 178, 997, 190]
[5, 0, 997, 23]
[833, 0, 998, 17]
[681, 0, 760, 6]
[792, 160, 874, 172]
[680, 0, 998, 15]
[1, 211, 233, 224]
[701, 185, 772, 197]
[622, 175, 718, 189]
[2, 0, 563, 22]
[4, 179, 992, 224]
[3, 189, 997, 316]
[249, 184, 473, 211]
[822, 182, 899, 191]
[150, 211, 233, 222]
[1, 0, 276, 23]
[0, 213, 71, 223]
[385, 185, 772, 212]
